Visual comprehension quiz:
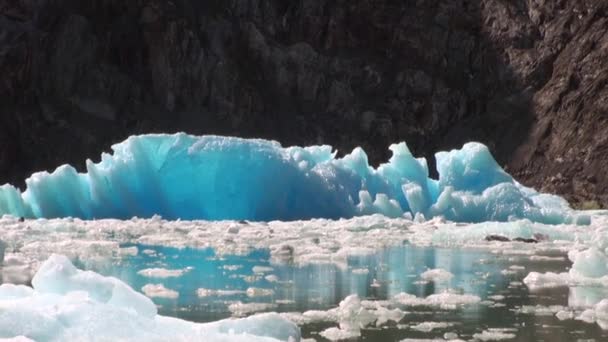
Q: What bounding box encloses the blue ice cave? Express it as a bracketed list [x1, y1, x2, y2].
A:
[0, 134, 588, 224]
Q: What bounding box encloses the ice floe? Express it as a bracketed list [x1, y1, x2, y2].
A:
[0, 254, 300, 341]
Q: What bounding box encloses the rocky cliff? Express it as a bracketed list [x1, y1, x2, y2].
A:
[1, 0, 606, 207]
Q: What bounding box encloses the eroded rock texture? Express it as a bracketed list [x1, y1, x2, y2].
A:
[1, 0, 606, 207]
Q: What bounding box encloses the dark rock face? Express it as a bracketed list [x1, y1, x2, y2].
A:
[0, 0, 606, 207]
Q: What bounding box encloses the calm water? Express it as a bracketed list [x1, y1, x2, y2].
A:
[78, 244, 608, 341]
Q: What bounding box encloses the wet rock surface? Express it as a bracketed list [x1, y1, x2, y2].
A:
[0, 0, 606, 207]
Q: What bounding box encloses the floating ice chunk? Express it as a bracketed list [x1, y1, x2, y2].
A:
[0, 337, 35, 342]
[524, 247, 608, 289]
[253, 266, 274, 274]
[420, 268, 454, 282]
[137, 268, 189, 278]
[516, 305, 564, 316]
[0, 134, 586, 224]
[400, 339, 464, 342]
[351, 268, 370, 275]
[196, 288, 246, 297]
[555, 310, 575, 321]
[569, 248, 608, 278]
[0, 255, 300, 341]
[0, 284, 34, 299]
[410, 321, 454, 332]
[32, 254, 157, 317]
[472, 328, 517, 341]
[522, 271, 569, 289]
[393, 292, 480, 309]
[229, 302, 278, 316]
[282, 294, 404, 338]
[247, 287, 275, 297]
[554, 299, 608, 330]
[203, 312, 302, 342]
[319, 327, 360, 341]
[141, 284, 179, 299]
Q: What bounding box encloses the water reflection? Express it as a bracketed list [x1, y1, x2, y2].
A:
[84, 244, 512, 322]
[69, 243, 608, 341]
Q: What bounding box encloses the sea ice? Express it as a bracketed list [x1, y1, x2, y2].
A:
[409, 321, 454, 332]
[137, 267, 190, 278]
[0, 255, 300, 341]
[0, 134, 589, 224]
[420, 268, 454, 282]
[523, 247, 608, 289]
[141, 283, 179, 299]
[472, 328, 516, 341]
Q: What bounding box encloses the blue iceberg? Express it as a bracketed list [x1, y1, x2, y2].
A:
[0, 134, 588, 224]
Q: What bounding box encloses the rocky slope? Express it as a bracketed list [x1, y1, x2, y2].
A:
[1, 0, 606, 207]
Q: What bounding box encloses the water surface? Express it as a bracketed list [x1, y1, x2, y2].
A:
[79, 243, 608, 341]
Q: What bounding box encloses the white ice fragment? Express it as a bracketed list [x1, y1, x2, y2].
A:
[393, 291, 480, 310]
[246, 287, 275, 297]
[196, 288, 246, 297]
[410, 321, 453, 332]
[0, 337, 35, 342]
[32, 254, 157, 317]
[570, 248, 608, 278]
[265, 274, 279, 282]
[351, 268, 369, 275]
[229, 302, 278, 316]
[137, 268, 188, 278]
[0, 254, 300, 341]
[119, 246, 139, 256]
[253, 266, 274, 274]
[472, 329, 516, 341]
[420, 268, 453, 282]
[141, 284, 179, 299]
[319, 327, 360, 341]
[555, 310, 575, 321]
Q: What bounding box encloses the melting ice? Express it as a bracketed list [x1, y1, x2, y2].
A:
[0, 134, 589, 224]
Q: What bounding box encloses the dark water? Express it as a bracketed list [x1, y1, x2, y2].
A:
[82, 244, 608, 341]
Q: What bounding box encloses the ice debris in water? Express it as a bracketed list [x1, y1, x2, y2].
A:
[282, 291, 482, 340]
[137, 267, 190, 278]
[524, 247, 608, 289]
[472, 328, 517, 341]
[523, 244, 608, 331]
[283, 294, 405, 341]
[141, 283, 179, 299]
[0, 254, 300, 342]
[420, 268, 454, 282]
[0, 133, 589, 224]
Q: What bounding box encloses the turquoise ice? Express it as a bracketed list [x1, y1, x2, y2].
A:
[0, 134, 588, 224]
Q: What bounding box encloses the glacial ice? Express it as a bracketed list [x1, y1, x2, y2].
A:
[0, 254, 300, 342]
[523, 247, 608, 289]
[0, 134, 589, 224]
